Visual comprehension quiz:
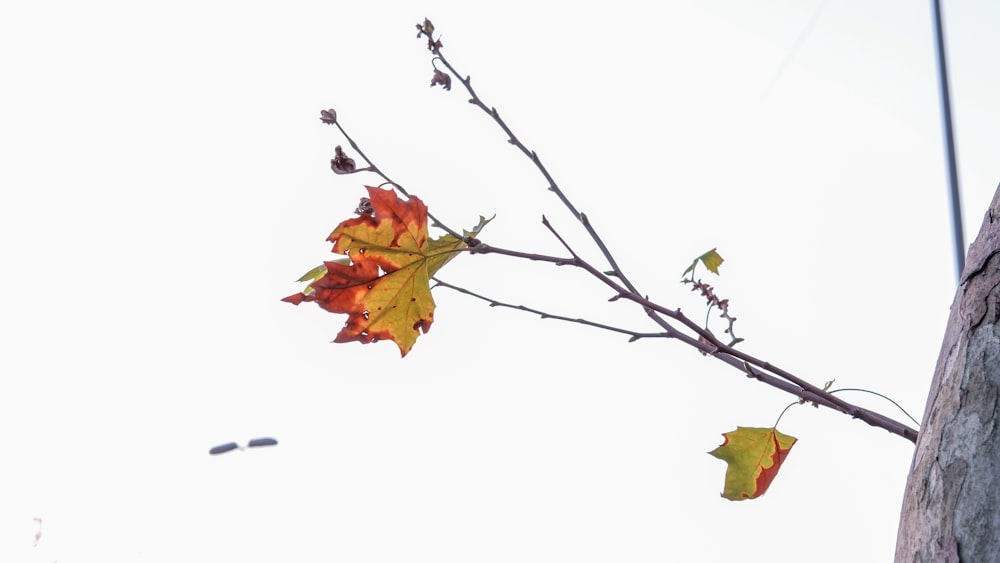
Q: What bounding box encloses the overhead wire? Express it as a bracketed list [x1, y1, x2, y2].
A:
[761, 0, 832, 98]
[762, 0, 965, 281]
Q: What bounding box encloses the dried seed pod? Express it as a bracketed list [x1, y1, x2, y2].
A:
[354, 197, 374, 216]
[430, 70, 451, 91]
[331, 145, 357, 174]
[320, 109, 337, 124]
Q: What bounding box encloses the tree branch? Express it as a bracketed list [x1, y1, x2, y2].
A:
[414, 19, 919, 443]
[462, 239, 918, 443]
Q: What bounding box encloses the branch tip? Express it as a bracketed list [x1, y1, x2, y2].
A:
[320, 109, 337, 124]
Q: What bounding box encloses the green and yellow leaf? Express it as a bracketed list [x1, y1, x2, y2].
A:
[708, 426, 797, 500]
[682, 248, 725, 278]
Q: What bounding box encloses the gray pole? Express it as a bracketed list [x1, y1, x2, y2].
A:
[931, 0, 965, 281]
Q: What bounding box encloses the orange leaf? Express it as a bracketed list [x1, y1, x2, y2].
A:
[283, 186, 476, 357]
[708, 426, 797, 500]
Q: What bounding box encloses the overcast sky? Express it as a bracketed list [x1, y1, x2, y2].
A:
[2, 1, 999, 561]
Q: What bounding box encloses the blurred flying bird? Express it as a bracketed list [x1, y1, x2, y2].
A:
[209, 437, 278, 455]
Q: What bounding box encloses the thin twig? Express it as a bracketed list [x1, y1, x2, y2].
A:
[426, 36, 652, 304]
[432, 277, 670, 342]
[331, 119, 464, 240]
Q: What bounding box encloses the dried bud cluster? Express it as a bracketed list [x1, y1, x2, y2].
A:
[355, 197, 373, 216]
[430, 70, 451, 90]
[415, 18, 443, 51]
[320, 109, 337, 124]
[415, 18, 434, 38]
[331, 145, 356, 174]
[690, 279, 742, 345]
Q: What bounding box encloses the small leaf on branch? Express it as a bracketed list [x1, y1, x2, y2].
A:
[296, 264, 332, 284]
[284, 186, 486, 356]
[681, 248, 724, 278]
[416, 18, 435, 38]
[708, 426, 797, 500]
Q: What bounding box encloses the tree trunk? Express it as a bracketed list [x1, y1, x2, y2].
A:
[895, 185, 1000, 562]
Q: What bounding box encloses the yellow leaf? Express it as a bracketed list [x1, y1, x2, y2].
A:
[681, 248, 724, 278]
[699, 248, 724, 274]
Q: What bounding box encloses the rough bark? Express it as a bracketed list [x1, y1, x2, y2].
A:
[895, 185, 1000, 562]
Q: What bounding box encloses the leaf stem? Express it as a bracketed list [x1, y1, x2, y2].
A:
[829, 388, 922, 427]
[773, 401, 799, 429]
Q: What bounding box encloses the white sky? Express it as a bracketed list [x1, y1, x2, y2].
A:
[2, 1, 998, 561]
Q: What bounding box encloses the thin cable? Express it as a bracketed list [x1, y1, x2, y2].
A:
[931, 0, 965, 281]
[762, 0, 831, 97]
